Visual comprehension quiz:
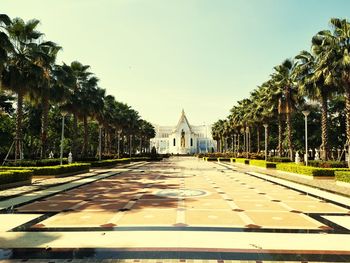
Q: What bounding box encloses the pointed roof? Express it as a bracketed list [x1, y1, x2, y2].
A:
[174, 109, 193, 133]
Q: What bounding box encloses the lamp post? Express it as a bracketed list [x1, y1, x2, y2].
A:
[302, 110, 310, 166]
[263, 124, 268, 162]
[60, 112, 67, 165]
[98, 125, 103, 161]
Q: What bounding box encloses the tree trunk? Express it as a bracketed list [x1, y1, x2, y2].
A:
[40, 95, 49, 159]
[72, 114, 78, 158]
[320, 93, 329, 161]
[345, 88, 350, 168]
[15, 91, 24, 160]
[285, 87, 293, 160]
[278, 114, 283, 157]
[82, 115, 88, 157]
[257, 127, 260, 153]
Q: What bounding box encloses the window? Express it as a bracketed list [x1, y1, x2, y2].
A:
[190, 138, 193, 146]
[173, 138, 176, 146]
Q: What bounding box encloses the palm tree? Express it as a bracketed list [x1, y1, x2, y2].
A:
[31, 41, 61, 157]
[273, 59, 296, 160]
[294, 50, 334, 160]
[2, 17, 43, 159]
[313, 18, 350, 165]
[0, 14, 12, 86]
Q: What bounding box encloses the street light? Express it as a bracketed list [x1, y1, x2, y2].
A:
[302, 110, 310, 166]
[263, 124, 268, 162]
[60, 112, 68, 165]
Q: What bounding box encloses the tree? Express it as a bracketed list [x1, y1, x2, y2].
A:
[2, 17, 43, 159]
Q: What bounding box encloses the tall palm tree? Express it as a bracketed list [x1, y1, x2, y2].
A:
[273, 59, 296, 160]
[2, 17, 43, 159]
[294, 50, 334, 160]
[31, 41, 61, 157]
[0, 14, 12, 86]
[313, 18, 350, 165]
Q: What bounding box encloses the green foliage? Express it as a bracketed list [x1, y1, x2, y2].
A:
[89, 158, 131, 167]
[4, 158, 68, 167]
[218, 157, 231, 162]
[308, 160, 347, 168]
[0, 163, 90, 176]
[0, 170, 33, 185]
[335, 171, 350, 183]
[267, 157, 292, 163]
[276, 163, 338, 177]
[250, 159, 277, 168]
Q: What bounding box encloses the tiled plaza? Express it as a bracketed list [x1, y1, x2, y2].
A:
[0, 158, 350, 262]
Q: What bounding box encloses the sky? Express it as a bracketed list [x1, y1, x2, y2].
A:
[2, 0, 350, 125]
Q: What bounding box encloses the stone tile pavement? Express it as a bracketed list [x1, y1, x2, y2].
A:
[222, 161, 350, 197]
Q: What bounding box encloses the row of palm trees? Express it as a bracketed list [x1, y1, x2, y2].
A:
[212, 18, 350, 162]
[0, 14, 155, 160]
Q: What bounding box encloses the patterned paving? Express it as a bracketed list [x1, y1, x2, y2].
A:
[12, 161, 348, 231]
[0, 158, 350, 262]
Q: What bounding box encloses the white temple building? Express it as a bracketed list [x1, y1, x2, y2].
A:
[150, 110, 216, 154]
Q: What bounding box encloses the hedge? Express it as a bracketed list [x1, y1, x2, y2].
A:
[275, 163, 343, 177]
[0, 163, 90, 176]
[4, 158, 68, 167]
[250, 160, 277, 168]
[235, 158, 250, 164]
[0, 170, 33, 185]
[308, 160, 347, 168]
[335, 171, 350, 183]
[267, 157, 291, 163]
[89, 158, 131, 167]
[218, 157, 231, 162]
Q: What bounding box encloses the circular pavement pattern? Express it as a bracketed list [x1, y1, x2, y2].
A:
[155, 188, 208, 198]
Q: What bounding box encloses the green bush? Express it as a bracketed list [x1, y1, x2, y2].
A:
[308, 160, 347, 168]
[218, 157, 231, 162]
[0, 163, 90, 176]
[206, 157, 218, 161]
[250, 160, 276, 168]
[89, 158, 131, 167]
[235, 158, 249, 164]
[267, 157, 291, 163]
[335, 171, 350, 183]
[276, 163, 337, 177]
[4, 158, 68, 167]
[0, 170, 33, 185]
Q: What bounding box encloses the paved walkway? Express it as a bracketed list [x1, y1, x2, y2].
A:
[222, 161, 350, 197]
[0, 157, 349, 262]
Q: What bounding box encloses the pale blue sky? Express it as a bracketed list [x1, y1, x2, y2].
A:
[2, 0, 350, 125]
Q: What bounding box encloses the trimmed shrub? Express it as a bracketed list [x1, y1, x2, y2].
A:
[206, 157, 218, 162]
[308, 160, 347, 168]
[276, 163, 336, 177]
[4, 158, 68, 167]
[335, 171, 350, 183]
[250, 160, 276, 168]
[0, 163, 90, 176]
[218, 157, 231, 162]
[89, 158, 131, 167]
[235, 158, 249, 164]
[267, 157, 291, 163]
[0, 170, 33, 185]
